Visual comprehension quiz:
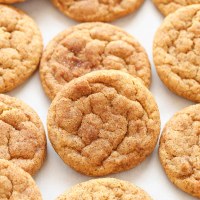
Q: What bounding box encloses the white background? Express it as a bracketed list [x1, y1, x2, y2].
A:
[10, 0, 196, 199]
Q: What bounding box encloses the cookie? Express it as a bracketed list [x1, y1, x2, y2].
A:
[0, 5, 43, 93]
[56, 178, 152, 200]
[0, 159, 42, 200]
[0, 0, 24, 3]
[47, 70, 160, 176]
[0, 94, 46, 175]
[153, 5, 200, 102]
[159, 104, 200, 198]
[52, 0, 144, 22]
[40, 22, 151, 100]
[153, 0, 200, 16]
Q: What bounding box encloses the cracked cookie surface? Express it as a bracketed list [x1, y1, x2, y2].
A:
[0, 159, 42, 200]
[0, 94, 46, 175]
[0, 5, 43, 93]
[153, 5, 200, 102]
[40, 22, 151, 100]
[0, 0, 24, 3]
[159, 104, 200, 198]
[153, 0, 200, 16]
[52, 0, 144, 22]
[56, 178, 152, 200]
[47, 70, 160, 176]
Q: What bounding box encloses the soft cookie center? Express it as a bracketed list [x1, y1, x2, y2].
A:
[0, 105, 39, 161]
[55, 83, 150, 166]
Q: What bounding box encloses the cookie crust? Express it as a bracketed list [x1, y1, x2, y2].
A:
[47, 70, 160, 176]
[0, 0, 25, 3]
[153, 5, 200, 102]
[56, 178, 152, 200]
[0, 159, 42, 200]
[159, 104, 200, 198]
[0, 94, 46, 175]
[40, 22, 151, 100]
[0, 5, 43, 93]
[153, 0, 200, 16]
[52, 0, 144, 22]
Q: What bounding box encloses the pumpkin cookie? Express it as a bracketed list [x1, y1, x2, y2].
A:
[0, 159, 42, 200]
[159, 104, 200, 198]
[153, 5, 200, 102]
[40, 22, 151, 100]
[56, 178, 152, 200]
[52, 0, 144, 22]
[0, 5, 43, 93]
[153, 0, 200, 16]
[0, 0, 24, 3]
[0, 94, 46, 175]
[47, 70, 160, 176]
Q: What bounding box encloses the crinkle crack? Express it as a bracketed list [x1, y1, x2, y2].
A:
[48, 71, 160, 176]
[0, 95, 46, 175]
[0, 5, 42, 92]
[57, 178, 152, 200]
[154, 6, 200, 101]
[159, 105, 200, 197]
[53, 0, 143, 22]
[154, 0, 200, 15]
[41, 23, 150, 99]
[0, 160, 42, 200]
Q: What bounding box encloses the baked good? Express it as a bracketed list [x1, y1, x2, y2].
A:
[56, 178, 152, 200]
[159, 104, 200, 198]
[47, 70, 160, 176]
[0, 5, 43, 93]
[0, 159, 42, 200]
[40, 22, 151, 100]
[0, 94, 46, 175]
[52, 0, 144, 22]
[153, 5, 200, 102]
[0, 0, 25, 3]
[153, 0, 200, 16]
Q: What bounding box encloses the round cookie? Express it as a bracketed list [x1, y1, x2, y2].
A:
[0, 0, 25, 3]
[47, 70, 160, 176]
[40, 22, 151, 100]
[0, 94, 46, 175]
[159, 104, 200, 198]
[56, 178, 152, 200]
[0, 159, 42, 200]
[153, 5, 200, 102]
[52, 0, 144, 22]
[153, 0, 200, 16]
[0, 5, 43, 93]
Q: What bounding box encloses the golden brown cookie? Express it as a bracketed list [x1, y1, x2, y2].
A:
[52, 0, 144, 22]
[0, 0, 24, 3]
[153, 5, 200, 102]
[0, 5, 43, 93]
[40, 22, 151, 100]
[153, 0, 200, 16]
[0, 159, 42, 200]
[56, 178, 152, 200]
[47, 70, 160, 176]
[0, 94, 46, 175]
[159, 104, 200, 198]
